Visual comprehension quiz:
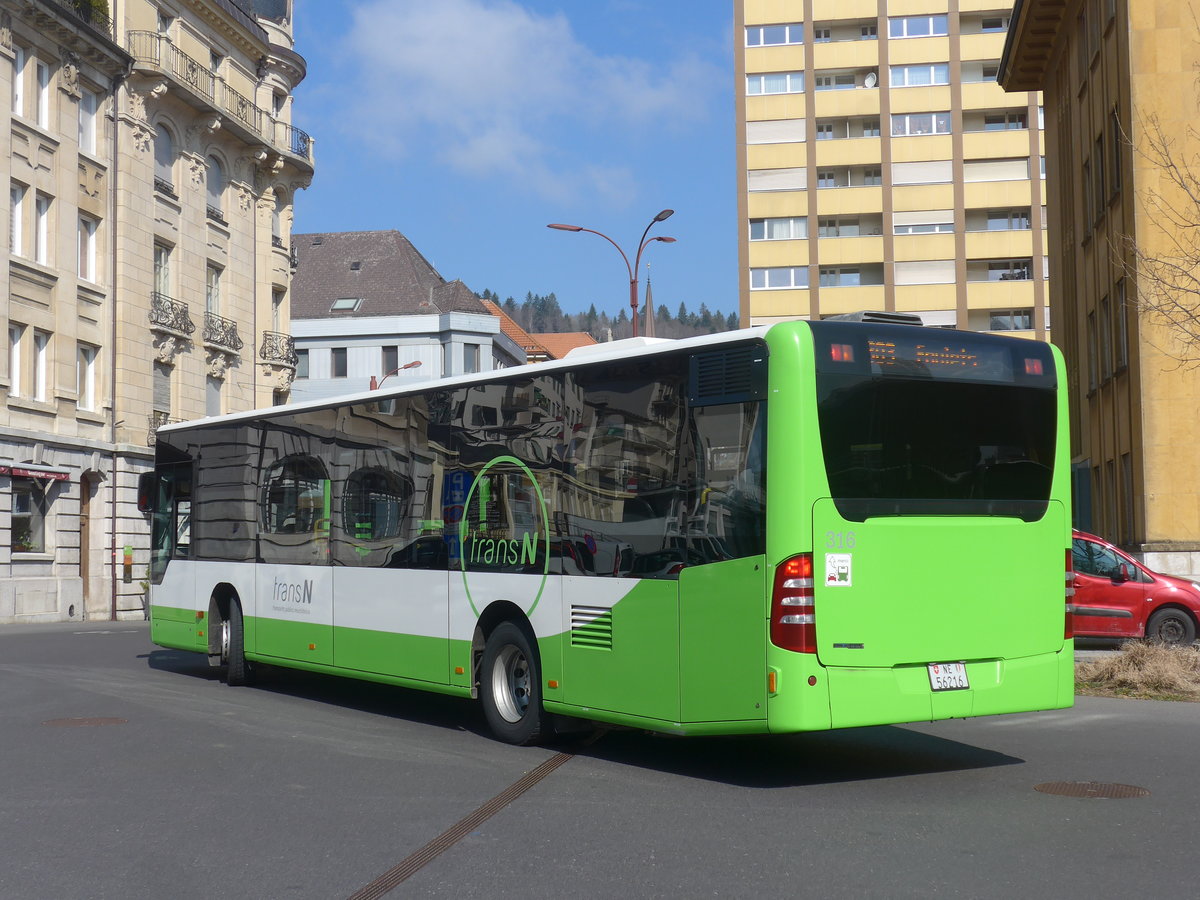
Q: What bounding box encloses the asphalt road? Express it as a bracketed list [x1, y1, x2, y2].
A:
[0, 623, 1193, 899]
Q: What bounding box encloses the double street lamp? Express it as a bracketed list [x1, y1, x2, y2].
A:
[547, 209, 676, 338]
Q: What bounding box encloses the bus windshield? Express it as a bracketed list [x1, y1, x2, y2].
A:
[810, 322, 1056, 521]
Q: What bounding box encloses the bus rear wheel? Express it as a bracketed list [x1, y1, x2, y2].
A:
[480, 622, 544, 745]
[223, 600, 256, 686]
[1146, 608, 1197, 647]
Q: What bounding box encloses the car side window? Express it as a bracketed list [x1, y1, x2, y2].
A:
[1073, 538, 1122, 578]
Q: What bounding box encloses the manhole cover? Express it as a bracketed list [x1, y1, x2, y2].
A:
[1034, 781, 1149, 799]
[42, 717, 128, 728]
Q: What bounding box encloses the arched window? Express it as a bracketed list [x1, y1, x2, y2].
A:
[154, 124, 175, 191]
[343, 467, 412, 541]
[205, 155, 224, 217]
[260, 455, 328, 534]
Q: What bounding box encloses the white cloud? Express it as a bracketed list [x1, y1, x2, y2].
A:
[340, 0, 720, 202]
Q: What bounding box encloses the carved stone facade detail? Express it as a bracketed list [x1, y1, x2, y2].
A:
[0, 12, 12, 51]
[59, 51, 80, 98]
[186, 153, 206, 188]
[154, 336, 180, 365]
[261, 364, 295, 392]
[207, 351, 232, 379]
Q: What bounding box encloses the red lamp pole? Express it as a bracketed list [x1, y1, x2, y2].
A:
[548, 209, 675, 337]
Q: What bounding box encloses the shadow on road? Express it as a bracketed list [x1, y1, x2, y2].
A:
[146, 649, 1025, 786]
[560, 725, 1024, 789]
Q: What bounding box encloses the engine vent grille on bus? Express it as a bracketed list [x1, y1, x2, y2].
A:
[688, 344, 767, 407]
[571, 606, 613, 650]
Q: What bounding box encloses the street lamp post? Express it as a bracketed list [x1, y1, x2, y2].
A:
[547, 209, 675, 338]
[369, 359, 422, 390]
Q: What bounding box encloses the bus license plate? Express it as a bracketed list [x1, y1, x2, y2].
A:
[928, 662, 969, 691]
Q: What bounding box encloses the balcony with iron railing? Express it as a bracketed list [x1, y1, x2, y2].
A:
[203, 312, 244, 354]
[259, 331, 298, 367]
[149, 292, 196, 336]
[126, 31, 313, 166]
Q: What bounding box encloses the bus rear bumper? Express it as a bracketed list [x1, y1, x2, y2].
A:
[821, 648, 1074, 730]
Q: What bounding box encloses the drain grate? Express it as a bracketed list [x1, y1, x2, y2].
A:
[42, 717, 128, 728]
[1035, 781, 1150, 799]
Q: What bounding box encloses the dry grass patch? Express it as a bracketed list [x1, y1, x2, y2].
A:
[1076, 642, 1200, 701]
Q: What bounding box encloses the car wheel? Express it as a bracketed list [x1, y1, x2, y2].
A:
[480, 621, 544, 745]
[1146, 608, 1197, 647]
[224, 600, 256, 686]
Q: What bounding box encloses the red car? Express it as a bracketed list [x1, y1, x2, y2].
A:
[1071, 529, 1200, 646]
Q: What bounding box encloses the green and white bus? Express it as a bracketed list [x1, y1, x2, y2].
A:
[145, 318, 1074, 744]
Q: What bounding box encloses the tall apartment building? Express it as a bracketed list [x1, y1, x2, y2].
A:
[1002, 0, 1200, 577]
[1, 0, 312, 622]
[736, 1, 1047, 335]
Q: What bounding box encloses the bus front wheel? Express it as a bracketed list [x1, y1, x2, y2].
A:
[480, 622, 544, 745]
[223, 600, 256, 687]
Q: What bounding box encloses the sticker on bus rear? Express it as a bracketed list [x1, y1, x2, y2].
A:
[825, 553, 852, 586]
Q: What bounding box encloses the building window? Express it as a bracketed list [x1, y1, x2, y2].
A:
[819, 267, 861, 287]
[861, 24, 878, 39]
[78, 215, 98, 282]
[860, 168, 882, 186]
[206, 375, 222, 417]
[382, 345, 398, 375]
[891, 64, 950, 87]
[860, 119, 881, 137]
[153, 360, 171, 416]
[79, 87, 99, 154]
[989, 309, 1034, 331]
[746, 71, 803, 95]
[987, 208, 1031, 230]
[154, 125, 175, 193]
[33, 330, 49, 401]
[330, 297, 362, 312]
[206, 156, 224, 219]
[12, 45, 26, 115]
[1115, 278, 1128, 369]
[154, 243, 172, 296]
[34, 193, 51, 265]
[205, 264, 221, 314]
[10, 183, 26, 256]
[745, 24, 803, 46]
[818, 217, 860, 238]
[1099, 295, 1112, 379]
[272, 192, 286, 246]
[9, 324, 24, 398]
[1087, 311, 1098, 391]
[983, 111, 1028, 131]
[750, 267, 809, 290]
[1110, 110, 1123, 196]
[35, 59, 50, 128]
[888, 15, 948, 38]
[814, 73, 857, 91]
[987, 259, 1032, 281]
[272, 288, 284, 332]
[11, 479, 47, 553]
[295, 348, 309, 379]
[749, 216, 807, 241]
[331, 347, 348, 378]
[77, 344, 97, 411]
[817, 170, 840, 188]
[464, 343, 481, 374]
[891, 112, 951, 136]
[816, 123, 836, 140]
[813, 27, 831, 42]
[894, 220, 954, 235]
[981, 17, 1010, 32]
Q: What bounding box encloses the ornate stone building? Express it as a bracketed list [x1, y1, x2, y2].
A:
[1, 0, 313, 622]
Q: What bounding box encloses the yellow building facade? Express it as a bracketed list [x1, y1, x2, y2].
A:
[736, 0, 1047, 337]
[1003, 0, 1200, 575]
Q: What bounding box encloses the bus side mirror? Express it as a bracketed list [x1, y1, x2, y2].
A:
[137, 472, 156, 513]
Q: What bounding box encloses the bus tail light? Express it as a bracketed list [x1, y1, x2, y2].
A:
[771, 553, 815, 653]
[1064, 548, 1076, 639]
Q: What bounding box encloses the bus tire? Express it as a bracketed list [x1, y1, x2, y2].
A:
[1146, 608, 1197, 647]
[224, 600, 256, 687]
[480, 621, 544, 745]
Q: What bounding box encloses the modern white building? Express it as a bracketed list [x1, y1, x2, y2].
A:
[290, 230, 525, 402]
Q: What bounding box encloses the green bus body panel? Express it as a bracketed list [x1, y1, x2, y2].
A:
[812, 501, 1069, 667]
[561, 579, 680, 722]
[680, 556, 768, 723]
[150, 605, 203, 653]
[251, 615, 333, 667]
[332, 626, 451, 686]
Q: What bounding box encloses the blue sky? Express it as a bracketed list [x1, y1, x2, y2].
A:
[292, 1, 738, 319]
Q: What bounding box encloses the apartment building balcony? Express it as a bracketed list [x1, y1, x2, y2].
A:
[203, 312, 243, 355]
[149, 291, 196, 337]
[21, 0, 112, 40]
[259, 331, 297, 367]
[127, 31, 313, 170]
